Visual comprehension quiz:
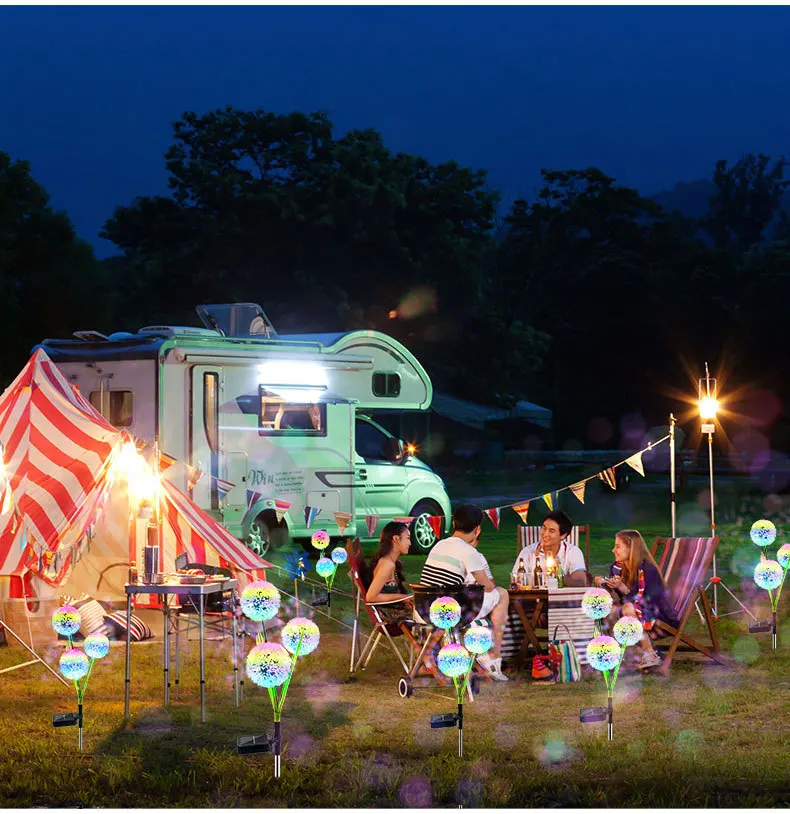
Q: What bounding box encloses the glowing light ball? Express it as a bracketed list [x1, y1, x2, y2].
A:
[754, 559, 783, 591]
[613, 616, 643, 647]
[586, 635, 622, 672]
[464, 623, 494, 655]
[83, 634, 110, 660]
[429, 596, 461, 630]
[330, 547, 348, 565]
[240, 580, 281, 622]
[311, 530, 330, 550]
[777, 544, 790, 569]
[246, 642, 292, 688]
[282, 617, 320, 656]
[750, 519, 777, 547]
[59, 647, 90, 681]
[437, 643, 472, 677]
[581, 588, 613, 620]
[316, 557, 335, 578]
[52, 605, 82, 637]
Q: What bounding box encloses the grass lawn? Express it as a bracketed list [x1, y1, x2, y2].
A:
[2, 472, 789, 807]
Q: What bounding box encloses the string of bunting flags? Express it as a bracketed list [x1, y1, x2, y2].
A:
[479, 434, 670, 528]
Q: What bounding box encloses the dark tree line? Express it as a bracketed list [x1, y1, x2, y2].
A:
[2, 108, 789, 449]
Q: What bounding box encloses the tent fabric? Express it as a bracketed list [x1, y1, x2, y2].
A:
[0, 349, 271, 599]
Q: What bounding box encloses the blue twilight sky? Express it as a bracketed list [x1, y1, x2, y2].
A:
[1, 5, 789, 258]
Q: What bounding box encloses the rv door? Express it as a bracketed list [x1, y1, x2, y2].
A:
[190, 365, 223, 512]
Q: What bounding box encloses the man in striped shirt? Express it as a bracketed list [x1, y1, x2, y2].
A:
[420, 504, 509, 681]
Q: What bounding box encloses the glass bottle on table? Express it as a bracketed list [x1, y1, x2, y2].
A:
[534, 556, 544, 589]
[516, 560, 527, 590]
[128, 560, 138, 585]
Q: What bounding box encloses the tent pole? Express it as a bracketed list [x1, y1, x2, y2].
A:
[0, 620, 68, 685]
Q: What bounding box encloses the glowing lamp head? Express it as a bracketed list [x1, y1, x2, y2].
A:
[316, 557, 335, 578]
[246, 642, 292, 688]
[586, 635, 622, 672]
[83, 634, 111, 660]
[405, 443, 417, 456]
[698, 397, 719, 420]
[437, 642, 472, 677]
[429, 596, 461, 630]
[330, 546, 348, 565]
[464, 622, 494, 655]
[581, 588, 613, 620]
[311, 530, 330, 550]
[777, 544, 790, 569]
[59, 647, 90, 681]
[613, 616, 643, 647]
[282, 617, 320, 657]
[754, 559, 783, 591]
[52, 605, 82, 637]
[240, 580, 281, 622]
[750, 519, 777, 547]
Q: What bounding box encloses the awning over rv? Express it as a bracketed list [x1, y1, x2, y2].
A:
[431, 391, 553, 431]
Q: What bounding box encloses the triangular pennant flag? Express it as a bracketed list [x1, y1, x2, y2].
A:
[247, 490, 263, 510]
[159, 451, 177, 472]
[569, 481, 587, 505]
[543, 493, 554, 511]
[625, 452, 645, 477]
[484, 507, 501, 530]
[428, 515, 444, 539]
[512, 501, 530, 524]
[334, 511, 352, 535]
[365, 515, 379, 537]
[188, 465, 205, 489]
[274, 499, 291, 523]
[598, 468, 617, 490]
[304, 506, 321, 529]
[213, 476, 236, 498]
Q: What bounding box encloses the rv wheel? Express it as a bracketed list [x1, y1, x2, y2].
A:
[409, 500, 443, 552]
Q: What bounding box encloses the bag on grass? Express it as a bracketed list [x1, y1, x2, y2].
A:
[549, 623, 581, 683]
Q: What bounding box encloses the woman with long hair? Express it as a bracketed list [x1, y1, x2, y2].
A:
[365, 521, 414, 624]
[594, 529, 679, 670]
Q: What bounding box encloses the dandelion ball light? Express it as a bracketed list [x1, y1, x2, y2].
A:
[59, 647, 90, 680]
[581, 588, 613, 620]
[330, 546, 348, 565]
[586, 635, 622, 672]
[282, 617, 320, 656]
[754, 559, 783, 591]
[613, 616, 643, 647]
[311, 529, 330, 550]
[316, 557, 335, 578]
[437, 642, 472, 677]
[429, 596, 461, 629]
[777, 544, 790, 569]
[240, 580, 281, 622]
[750, 519, 777, 547]
[464, 623, 494, 655]
[52, 605, 82, 637]
[83, 634, 110, 660]
[246, 642, 292, 688]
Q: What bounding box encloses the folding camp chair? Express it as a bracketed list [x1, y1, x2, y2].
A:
[346, 540, 432, 694]
[649, 536, 725, 676]
[516, 524, 592, 571]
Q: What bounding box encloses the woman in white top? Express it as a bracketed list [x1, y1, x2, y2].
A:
[511, 510, 588, 587]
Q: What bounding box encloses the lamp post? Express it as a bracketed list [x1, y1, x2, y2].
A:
[698, 363, 756, 620]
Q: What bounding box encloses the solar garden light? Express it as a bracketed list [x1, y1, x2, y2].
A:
[747, 521, 789, 651]
[51, 605, 110, 751]
[579, 590, 642, 741]
[310, 530, 333, 611]
[237, 581, 320, 778]
[425, 596, 493, 758]
[312, 542, 348, 617]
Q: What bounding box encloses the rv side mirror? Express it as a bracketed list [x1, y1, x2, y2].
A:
[384, 437, 402, 464]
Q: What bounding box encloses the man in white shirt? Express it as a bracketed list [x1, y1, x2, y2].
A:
[511, 510, 588, 587]
[420, 504, 509, 681]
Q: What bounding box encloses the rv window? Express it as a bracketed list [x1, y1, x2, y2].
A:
[372, 372, 401, 398]
[258, 387, 327, 436]
[89, 391, 133, 428]
[203, 373, 219, 454]
[355, 418, 391, 461]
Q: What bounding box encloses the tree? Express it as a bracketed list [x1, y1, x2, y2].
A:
[702, 153, 789, 252]
[0, 151, 107, 381]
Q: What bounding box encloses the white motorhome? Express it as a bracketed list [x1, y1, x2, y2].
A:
[37, 303, 451, 555]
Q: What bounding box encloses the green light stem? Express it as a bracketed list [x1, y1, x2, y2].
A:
[772, 564, 789, 610]
[457, 656, 475, 705]
[77, 658, 95, 703]
[274, 631, 304, 716]
[267, 686, 277, 718]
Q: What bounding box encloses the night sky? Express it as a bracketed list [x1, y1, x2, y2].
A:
[2, 5, 789, 258]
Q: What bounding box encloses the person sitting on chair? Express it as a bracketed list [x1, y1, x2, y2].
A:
[510, 510, 589, 588]
[365, 521, 414, 625]
[593, 529, 679, 671]
[420, 503, 509, 681]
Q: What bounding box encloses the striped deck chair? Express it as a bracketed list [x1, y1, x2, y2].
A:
[516, 525, 592, 571]
[650, 536, 724, 676]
